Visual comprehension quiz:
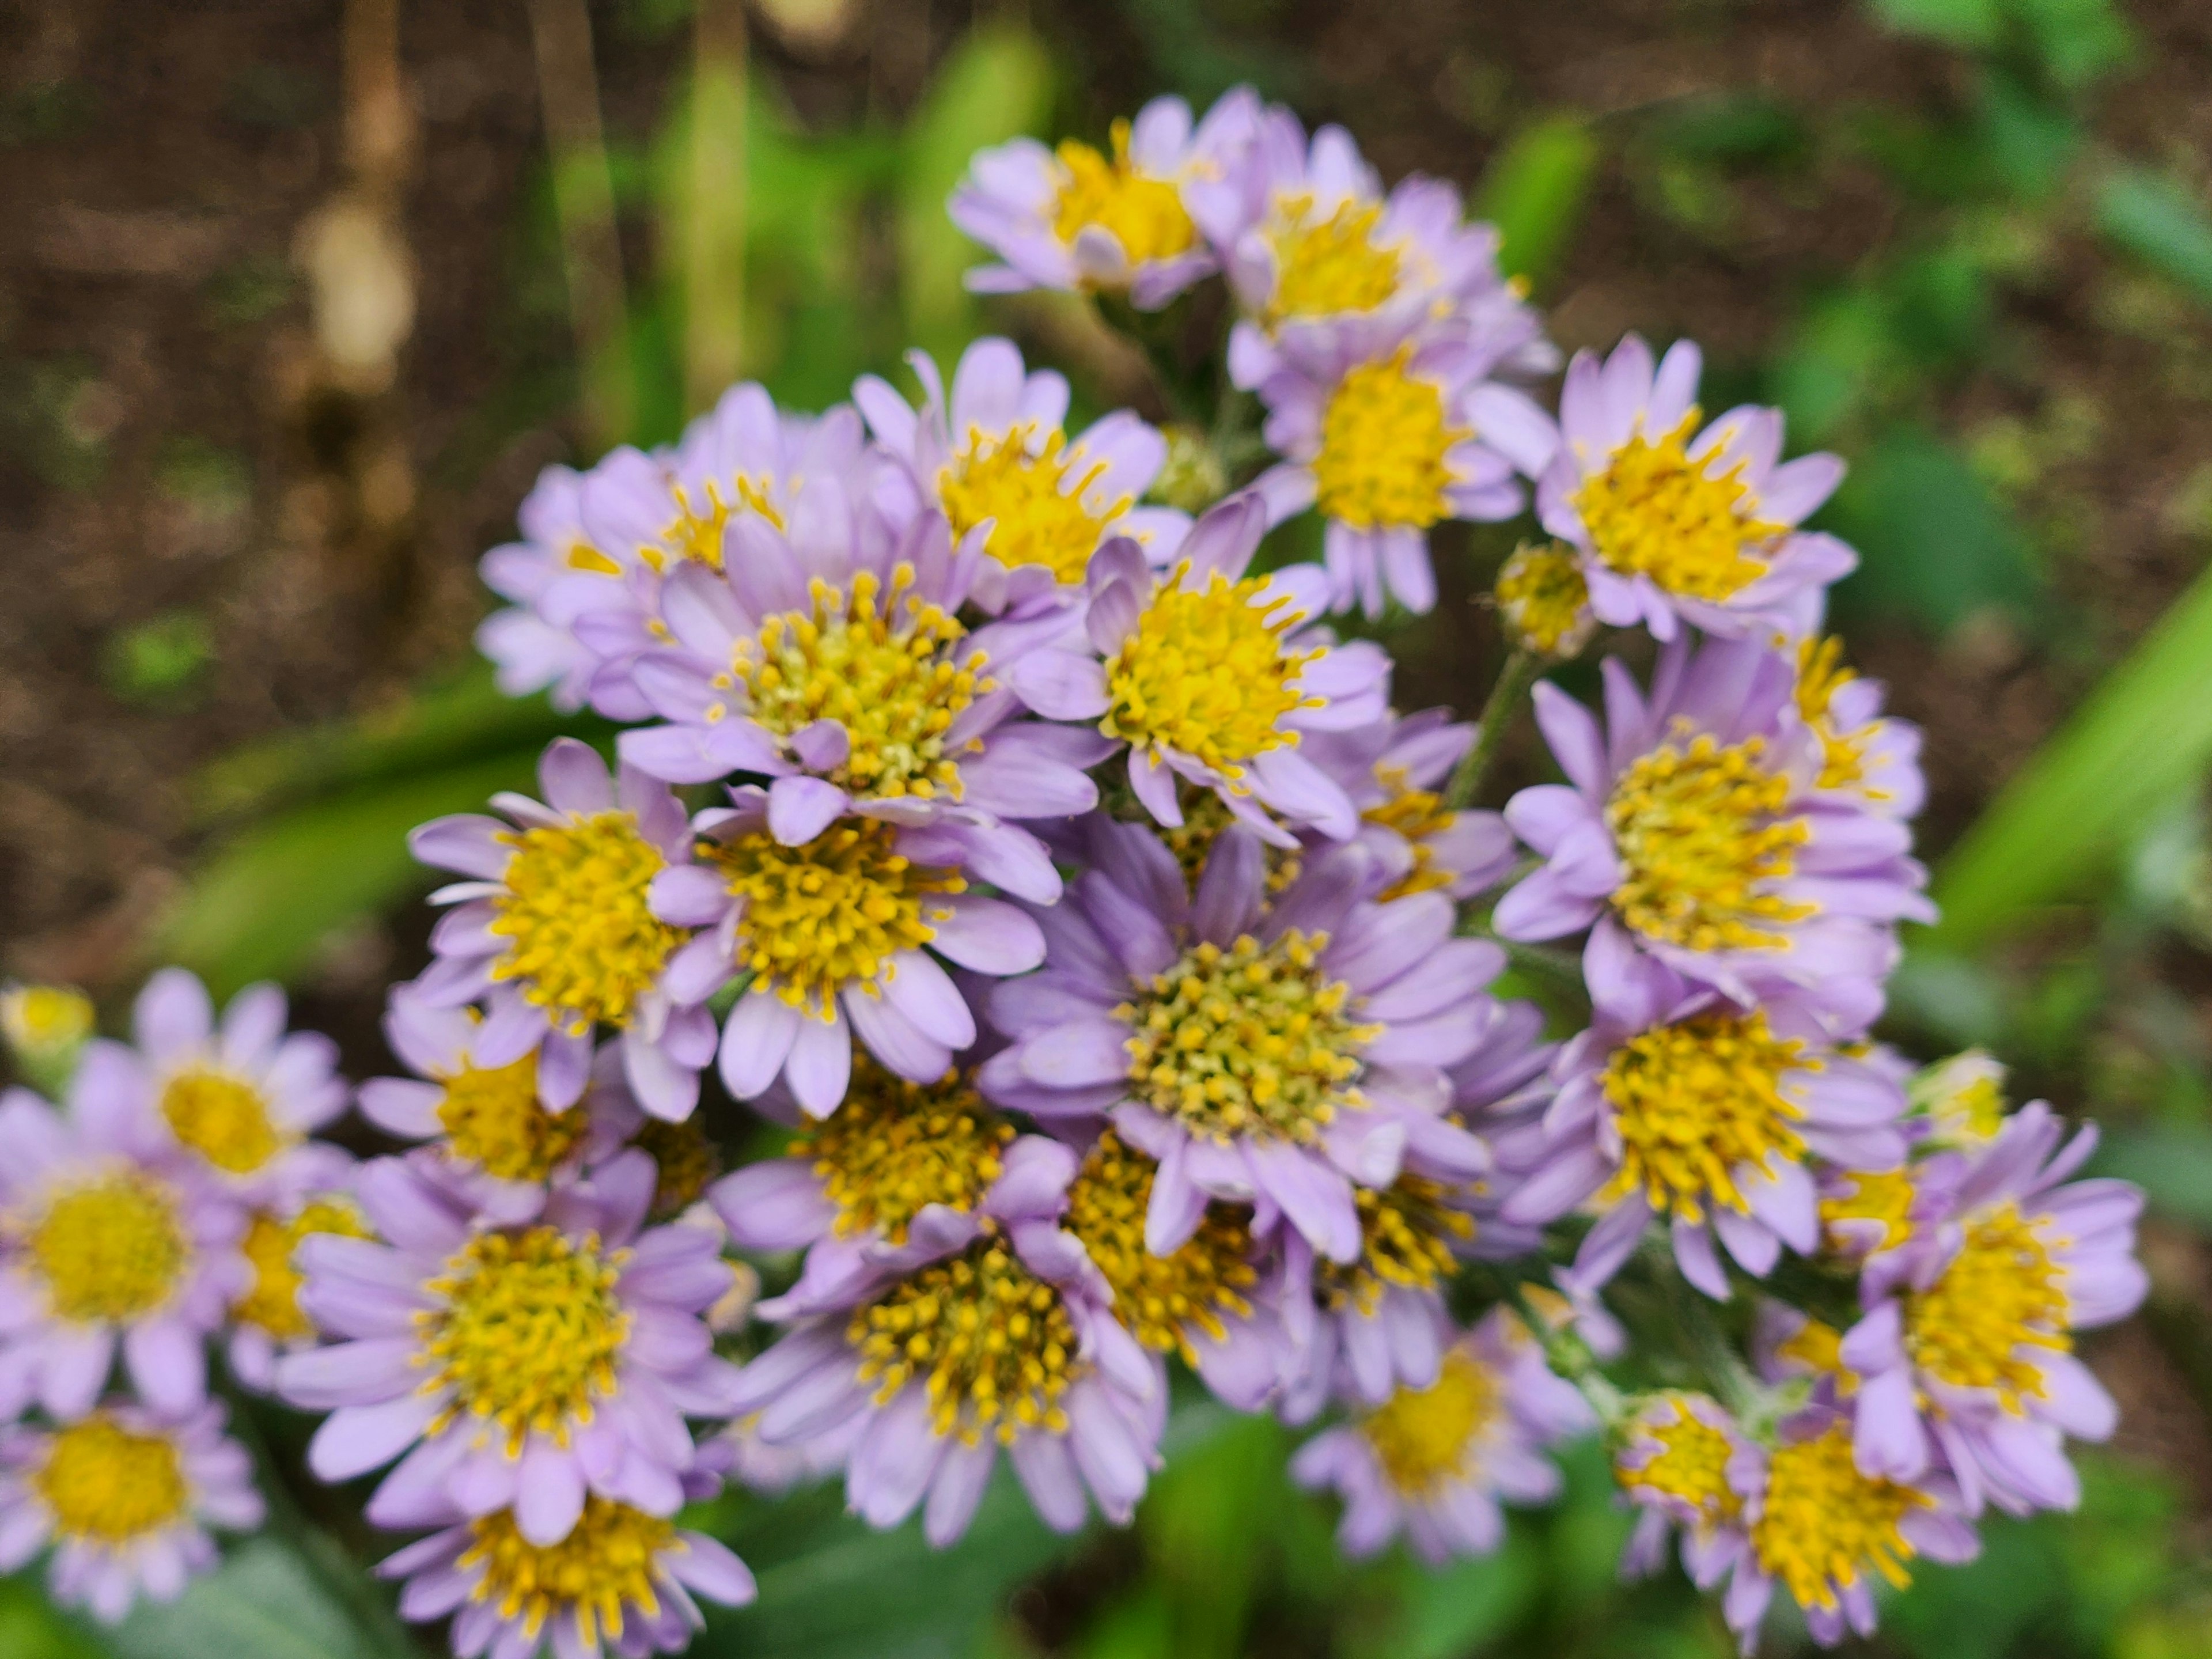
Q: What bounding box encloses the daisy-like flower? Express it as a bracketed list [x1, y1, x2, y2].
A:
[0, 1085, 245, 1420]
[1289, 1309, 1591, 1565]
[1249, 339, 1556, 619]
[225, 1187, 370, 1392]
[854, 338, 1192, 612]
[1614, 1391, 1758, 1588]
[1301, 709, 1518, 903]
[276, 1150, 741, 1547]
[476, 463, 606, 714]
[406, 739, 717, 1122]
[1009, 496, 1391, 845]
[662, 786, 1046, 1117]
[1508, 929, 1910, 1301]
[0, 1401, 264, 1623]
[1790, 635, 1925, 821]
[1839, 1103, 2147, 1518]
[1537, 334, 1855, 643]
[378, 1461, 755, 1659]
[1493, 634, 1932, 1025]
[726, 1135, 1166, 1547]
[980, 815, 1496, 1266]
[949, 90, 1259, 310]
[82, 967, 350, 1207]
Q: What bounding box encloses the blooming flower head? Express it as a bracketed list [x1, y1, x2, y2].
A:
[950, 90, 1259, 310]
[855, 338, 1192, 612]
[1300, 708, 1518, 902]
[407, 739, 717, 1122]
[1509, 929, 1910, 1301]
[1009, 497, 1391, 846]
[981, 814, 1497, 1268]
[1615, 1391, 1758, 1588]
[728, 1135, 1166, 1546]
[226, 1189, 371, 1392]
[0, 1401, 264, 1623]
[276, 1150, 741, 1547]
[1839, 1103, 2147, 1518]
[476, 463, 603, 713]
[0, 1085, 245, 1420]
[1539, 335, 1855, 644]
[1289, 1308, 1591, 1565]
[1494, 634, 1932, 1024]
[1494, 542, 1597, 660]
[1790, 635, 1925, 821]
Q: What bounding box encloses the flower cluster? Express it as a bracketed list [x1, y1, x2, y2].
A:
[1, 79, 2152, 1659]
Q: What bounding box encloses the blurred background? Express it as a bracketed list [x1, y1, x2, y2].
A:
[6, 0, 2212, 1654]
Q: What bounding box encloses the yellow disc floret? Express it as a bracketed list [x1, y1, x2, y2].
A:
[28, 1172, 189, 1324]
[1365, 766, 1459, 902]
[706, 821, 963, 1020]
[159, 1067, 287, 1175]
[1599, 1010, 1812, 1224]
[421, 1227, 629, 1452]
[1051, 119, 1197, 270]
[1361, 1351, 1500, 1498]
[1, 984, 94, 1060]
[1905, 1202, 2069, 1410]
[792, 1062, 1012, 1247]
[1312, 346, 1464, 532]
[1605, 729, 1813, 953]
[654, 472, 781, 573]
[232, 1196, 372, 1342]
[1102, 563, 1323, 783]
[437, 1054, 586, 1183]
[850, 1235, 1083, 1445]
[1314, 1176, 1474, 1314]
[35, 1416, 190, 1544]
[1794, 635, 1888, 796]
[1265, 196, 1402, 325]
[939, 424, 1127, 585]
[726, 565, 988, 801]
[1120, 931, 1376, 1145]
[1495, 543, 1594, 658]
[490, 812, 683, 1035]
[1751, 1425, 1926, 1612]
[1821, 1168, 1917, 1255]
[1620, 1395, 1742, 1526]
[1063, 1129, 1256, 1363]
[463, 1495, 674, 1647]
[1572, 411, 1786, 601]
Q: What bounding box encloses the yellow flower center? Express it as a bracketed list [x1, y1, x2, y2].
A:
[1599, 1010, 1811, 1225]
[1311, 346, 1464, 532]
[1, 984, 93, 1056]
[938, 423, 1127, 586]
[1265, 196, 1402, 325]
[1821, 1168, 1917, 1254]
[633, 1119, 721, 1221]
[1063, 1129, 1256, 1364]
[1160, 789, 1302, 895]
[1620, 1395, 1742, 1524]
[28, 1172, 189, 1323]
[1494, 543, 1593, 657]
[704, 821, 963, 1020]
[790, 1062, 1012, 1247]
[35, 1416, 189, 1544]
[1315, 1176, 1473, 1313]
[1751, 1425, 1926, 1613]
[159, 1067, 287, 1175]
[1571, 411, 1786, 601]
[850, 1235, 1084, 1445]
[491, 811, 683, 1035]
[1051, 119, 1197, 270]
[1915, 1052, 2009, 1148]
[1361, 1351, 1500, 1498]
[421, 1227, 629, 1453]
[725, 565, 988, 801]
[651, 474, 781, 574]
[1120, 931, 1376, 1146]
[437, 1054, 587, 1184]
[463, 1495, 674, 1647]
[1775, 1316, 1854, 1391]
[1101, 562, 1323, 782]
[1794, 635, 1885, 796]
[1605, 730, 1813, 954]
[1365, 766, 1459, 902]
[1906, 1202, 2069, 1410]
[232, 1196, 373, 1342]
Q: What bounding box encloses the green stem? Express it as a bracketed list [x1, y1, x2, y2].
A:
[1446, 649, 1540, 811]
[1488, 1274, 1627, 1431]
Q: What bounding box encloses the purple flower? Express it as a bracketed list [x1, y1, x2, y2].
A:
[854, 338, 1191, 612]
[726, 1134, 1166, 1546]
[1007, 496, 1391, 846]
[949, 90, 1260, 309]
[276, 1150, 741, 1548]
[1289, 1308, 1591, 1565]
[1537, 334, 1854, 643]
[0, 1400, 264, 1623]
[0, 1085, 245, 1421]
[1614, 1391, 1758, 1589]
[476, 463, 601, 713]
[1300, 709, 1518, 901]
[1838, 1103, 2147, 1518]
[225, 1187, 372, 1394]
[406, 739, 718, 1122]
[980, 814, 1497, 1266]
[1792, 635, 1926, 821]
[1494, 634, 1932, 1025]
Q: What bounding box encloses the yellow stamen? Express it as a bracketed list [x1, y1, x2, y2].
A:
[1365, 766, 1459, 902]
[1361, 1351, 1500, 1498]
[490, 812, 683, 1035]
[28, 1172, 189, 1323]
[1751, 1425, 1926, 1612]
[1312, 346, 1465, 532]
[1572, 410, 1786, 600]
[793, 1061, 1012, 1247]
[437, 1054, 586, 1184]
[1905, 1202, 2069, 1410]
[160, 1067, 286, 1175]
[462, 1495, 673, 1647]
[1264, 196, 1402, 326]
[1775, 1316, 1855, 1392]
[1051, 120, 1196, 270]
[566, 541, 621, 576]
[1159, 790, 1302, 895]
[1619, 1393, 1742, 1526]
[644, 474, 781, 574]
[35, 1416, 189, 1544]
[1821, 1169, 1917, 1254]
[232, 1196, 373, 1342]
[1314, 1176, 1473, 1315]
[938, 423, 1127, 585]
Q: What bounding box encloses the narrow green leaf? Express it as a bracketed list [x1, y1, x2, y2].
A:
[1474, 115, 1599, 294]
[2096, 164, 2212, 310]
[1926, 556, 2212, 950]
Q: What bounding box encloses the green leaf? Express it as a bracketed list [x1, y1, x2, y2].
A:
[102, 1539, 382, 1659]
[2092, 1127, 2212, 1230]
[2009, 0, 2137, 90]
[0, 1575, 108, 1659]
[1822, 426, 2037, 633]
[1869, 0, 2003, 49]
[1925, 555, 2212, 950]
[2096, 164, 2212, 310]
[1475, 115, 1600, 295]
